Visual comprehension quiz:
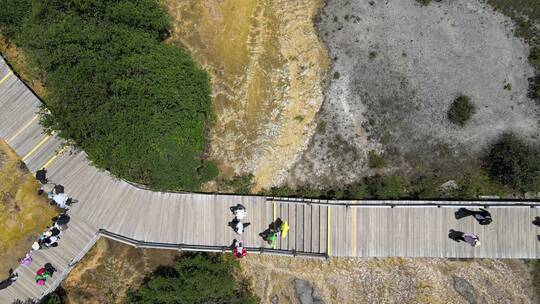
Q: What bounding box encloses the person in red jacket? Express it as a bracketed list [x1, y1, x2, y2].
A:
[233, 240, 247, 258]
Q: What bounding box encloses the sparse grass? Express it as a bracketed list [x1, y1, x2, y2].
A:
[532, 260, 540, 300]
[486, 0, 540, 102]
[368, 150, 385, 168]
[448, 95, 475, 126]
[293, 115, 305, 122]
[0, 140, 58, 275]
[217, 175, 253, 195]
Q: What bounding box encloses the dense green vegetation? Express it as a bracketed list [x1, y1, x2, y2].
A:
[483, 133, 540, 192]
[127, 253, 258, 304]
[0, 0, 217, 191]
[448, 95, 475, 126]
[261, 171, 507, 200]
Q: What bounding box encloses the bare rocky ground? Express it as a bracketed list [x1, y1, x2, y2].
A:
[287, 0, 539, 187]
[241, 255, 536, 304]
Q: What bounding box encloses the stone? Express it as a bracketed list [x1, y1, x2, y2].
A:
[441, 180, 458, 192]
[293, 279, 325, 304]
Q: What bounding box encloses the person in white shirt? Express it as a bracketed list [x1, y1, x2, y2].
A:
[52, 193, 69, 208]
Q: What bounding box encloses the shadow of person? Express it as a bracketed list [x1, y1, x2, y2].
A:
[448, 229, 464, 242]
[454, 208, 474, 219]
[533, 216, 540, 227]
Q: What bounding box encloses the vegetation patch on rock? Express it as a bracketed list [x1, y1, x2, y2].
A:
[448, 95, 475, 126]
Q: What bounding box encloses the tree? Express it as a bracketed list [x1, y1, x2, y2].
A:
[1, 0, 218, 191]
[127, 254, 259, 304]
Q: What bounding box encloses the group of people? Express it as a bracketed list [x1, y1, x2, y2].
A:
[448, 208, 492, 247]
[32, 212, 70, 250]
[36, 168, 76, 209]
[260, 218, 289, 247]
[229, 204, 292, 257]
[230, 204, 249, 258]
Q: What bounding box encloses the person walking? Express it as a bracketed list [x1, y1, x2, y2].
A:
[229, 219, 251, 235]
[53, 212, 70, 226]
[231, 204, 247, 220]
[35, 267, 51, 286]
[448, 229, 480, 247]
[233, 240, 247, 258]
[455, 208, 492, 225]
[19, 252, 32, 266]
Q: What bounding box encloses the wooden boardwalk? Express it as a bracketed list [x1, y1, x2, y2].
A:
[1, 56, 540, 302]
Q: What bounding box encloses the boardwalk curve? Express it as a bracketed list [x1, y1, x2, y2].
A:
[1, 56, 540, 302]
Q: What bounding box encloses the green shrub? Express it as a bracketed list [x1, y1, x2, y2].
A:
[483, 133, 540, 192]
[415, 0, 432, 5]
[448, 95, 475, 126]
[366, 175, 405, 199]
[368, 150, 385, 168]
[409, 175, 444, 199]
[218, 175, 253, 194]
[127, 253, 259, 304]
[452, 173, 507, 199]
[0, 0, 217, 191]
[39, 287, 66, 304]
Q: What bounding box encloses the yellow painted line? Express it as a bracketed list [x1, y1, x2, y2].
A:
[0, 71, 12, 86]
[7, 115, 38, 143]
[42, 146, 67, 169]
[327, 206, 331, 256]
[273, 203, 277, 249]
[22, 135, 51, 161]
[351, 208, 357, 256]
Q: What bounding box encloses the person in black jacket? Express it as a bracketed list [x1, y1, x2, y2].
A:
[0, 270, 18, 290]
[455, 208, 492, 225]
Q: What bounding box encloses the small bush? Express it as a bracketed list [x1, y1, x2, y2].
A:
[483, 133, 540, 192]
[366, 175, 405, 199]
[448, 95, 475, 126]
[452, 173, 507, 199]
[368, 150, 385, 168]
[415, 0, 432, 5]
[529, 75, 540, 103]
[218, 175, 253, 194]
[409, 175, 444, 199]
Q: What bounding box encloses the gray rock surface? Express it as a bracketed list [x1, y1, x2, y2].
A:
[293, 279, 325, 304]
[453, 276, 487, 304]
[288, 0, 538, 187]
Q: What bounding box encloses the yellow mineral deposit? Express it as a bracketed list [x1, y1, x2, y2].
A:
[165, 0, 329, 191]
